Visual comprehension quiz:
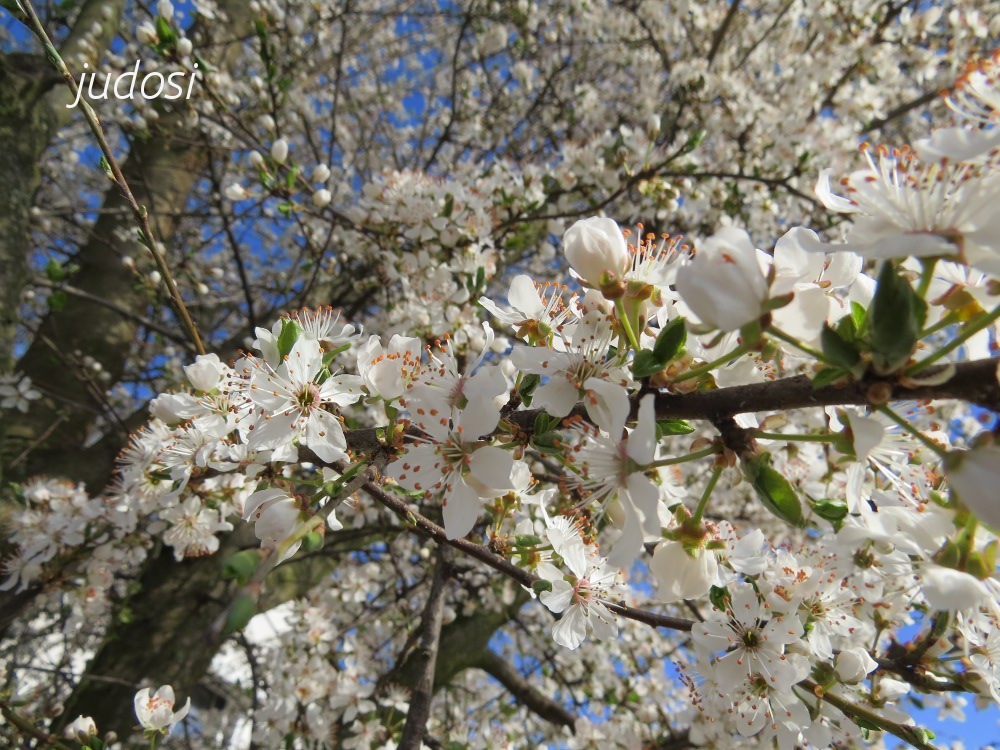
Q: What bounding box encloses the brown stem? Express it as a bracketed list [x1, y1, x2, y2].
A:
[477, 650, 576, 730]
[361, 477, 694, 633]
[398, 547, 450, 750]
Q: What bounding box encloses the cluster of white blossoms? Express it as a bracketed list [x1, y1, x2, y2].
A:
[7, 13, 1000, 748]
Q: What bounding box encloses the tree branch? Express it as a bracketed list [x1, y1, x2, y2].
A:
[398, 546, 450, 750]
[477, 649, 576, 730]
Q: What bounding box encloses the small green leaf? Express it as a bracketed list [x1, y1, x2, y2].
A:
[441, 193, 454, 217]
[515, 534, 543, 547]
[820, 324, 861, 372]
[656, 419, 694, 438]
[868, 262, 927, 374]
[45, 258, 66, 282]
[47, 290, 68, 311]
[154, 16, 177, 48]
[811, 497, 848, 528]
[652, 317, 687, 363]
[518, 373, 540, 406]
[222, 593, 257, 635]
[276, 318, 303, 358]
[632, 349, 665, 378]
[709, 585, 730, 611]
[532, 579, 553, 595]
[301, 531, 324, 552]
[99, 155, 113, 180]
[851, 301, 867, 333]
[742, 452, 806, 527]
[222, 549, 260, 586]
[810, 366, 849, 389]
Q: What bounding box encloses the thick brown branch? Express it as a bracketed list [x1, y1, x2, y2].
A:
[501, 357, 1000, 433]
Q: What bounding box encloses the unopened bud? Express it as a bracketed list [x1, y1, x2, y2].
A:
[270, 138, 289, 165]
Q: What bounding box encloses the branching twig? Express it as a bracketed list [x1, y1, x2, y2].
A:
[18, 0, 206, 355]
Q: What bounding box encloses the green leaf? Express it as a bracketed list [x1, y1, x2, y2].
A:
[811, 497, 848, 528]
[276, 318, 303, 358]
[709, 585, 730, 611]
[45, 258, 66, 282]
[810, 366, 849, 389]
[441, 193, 454, 218]
[154, 16, 178, 48]
[868, 262, 927, 374]
[47, 290, 67, 311]
[518, 373, 540, 406]
[99, 155, 113, 180]
[533, 412, 560, 436]
[742, 452, 806, 527]
[515, 534, 543, 547]
[632, 349, 665, 378]
[850, 301, 867, 333]
[531, 579, 553, 595]
[301, 531, 324, 552]
[820, 324, 861, 372]
[656, 419, 694, 438]
[652, 317, 687, 363]
[222, 549, 260, 586]
[222, 593, 257, 636]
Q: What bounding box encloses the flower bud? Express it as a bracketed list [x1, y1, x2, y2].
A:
[563, 217, 629, 290]
[312, 189, 332, 208]
[137, 22, 157, 45]
[224, 183, 247, 201]
[65, 715, 97, 743]
[312, 164, 331, 183]
[157, 0, 174, 19]
[248, 150, 265, 169]
[176, 37, 193, 57]
[270, 138, 289, 165]
[834, 648, 877, 683]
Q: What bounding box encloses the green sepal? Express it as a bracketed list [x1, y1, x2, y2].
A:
[515, 534, 543, 547]
[533, 412, 560, 436]
[742, 452, 806, 527]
